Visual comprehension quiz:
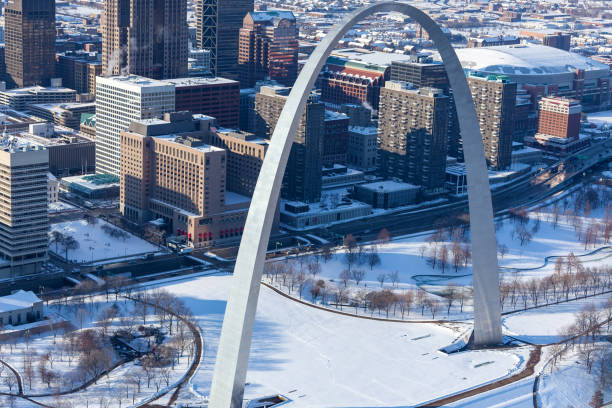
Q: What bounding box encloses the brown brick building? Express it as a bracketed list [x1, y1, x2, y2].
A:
[120, 112, 260, 247]
[238, 11, 298, 88]
[377, 82, 449, 193]
[206, 130, 268, 197]
[467, 73, 516, 170]
[255, 86, 324, 203]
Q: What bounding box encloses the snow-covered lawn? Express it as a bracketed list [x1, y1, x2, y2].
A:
[50, 219, 160, 263]
[269, 184, 612, 319]
[49, 201, 78, 214]
[502, 294, 611, 345]
[0, 292, 195, 408]
[539, 345, 610, 408]
[587, 109, 612, 129]
[160, 274, 530, 407]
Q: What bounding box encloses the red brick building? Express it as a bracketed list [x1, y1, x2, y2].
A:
[537, 97, 581, 140]
[166, 77, 240, 129]
[319, 56, 389, 110]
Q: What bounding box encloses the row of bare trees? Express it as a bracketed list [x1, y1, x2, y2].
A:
[547, 298, 612, 408]
[500, 255, 612, 312]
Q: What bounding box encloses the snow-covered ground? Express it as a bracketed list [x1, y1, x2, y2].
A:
[0, 292, 194, 408]
[50, 219, 160, 263]
[539, 346, 610, 408]
[587, 110, 612, 129]
[160, 274, 531, 407]
[49, 201, 78, 214]
[269, 184, 612, 319]
[502, 294, 610, 344]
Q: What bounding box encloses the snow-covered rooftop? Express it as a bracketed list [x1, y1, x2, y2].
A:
[0, 290, 41, 313]
[358, 180, 419, 193]
[450, 44, 609, 76]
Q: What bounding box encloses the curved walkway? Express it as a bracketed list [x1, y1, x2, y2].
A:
[0, 294, 203, 408]
[124, 296, 204, 408]
[418, 346, 542, 407]
[0, 358, 23, 395]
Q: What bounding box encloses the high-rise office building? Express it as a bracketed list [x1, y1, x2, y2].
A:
[95, 75, 175, 177]
[166, 77, 240, 128]
[56, 51, 102, 95]
[102, 0, 188, 79]
[467, 72, 516, 170]
[4, 0, 56, 88]
[196, 0, 254, 79]
[238, 11, 298, 88]
[323, 111, 349, 167]
[0, 140, 48, 277]
[255, 85, 324, 203]
[377, 81, 449, 192]
[390, 57, 449, 92]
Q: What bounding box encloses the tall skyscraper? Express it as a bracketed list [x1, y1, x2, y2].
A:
[238, 11, 298, 88]
[4, 0, 56, 88]
[467, 72, 516, 170]
[196, 0, 254, 79]
[255, 85, 324, 203]
[102, 0, 188, 79]
[0, 140, 48, 277]
[95, 75, 175, 177]
[377, 81, 449, 192]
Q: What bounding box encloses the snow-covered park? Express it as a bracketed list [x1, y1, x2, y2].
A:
[50, 219, 160, 263]
[262, 184, 612, 320]
[159, 274, 530, 407]
[0, 287, 197, 408]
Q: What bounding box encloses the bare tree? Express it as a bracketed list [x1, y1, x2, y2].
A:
[377, 228, 391, 245]
[415, 289, 427, 315]
[339, 270, 351, 287]
[498, 244, 508, 259]
[367, 246, 381, 270]
[439, 245, 449, 273]
[377, 273, 386, 288]
[321, 245, 333, 263]
[444, 284, 458, 316]
[388, 270, 399, 288]
[351, 269, 365, 286]
[426, 298, 441, 319]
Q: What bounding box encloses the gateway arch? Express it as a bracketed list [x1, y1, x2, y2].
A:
[210, 2, 502, 406]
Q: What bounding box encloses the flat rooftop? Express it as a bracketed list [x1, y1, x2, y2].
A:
[0, 290, 41, 313]
[155, 134, 224, 153]
[164, 77, 239, 87]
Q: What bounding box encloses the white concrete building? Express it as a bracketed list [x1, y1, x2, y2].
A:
[0, 137, 49, 277]
[95, 75, 175, 177]
[0, 290, 43, 326]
